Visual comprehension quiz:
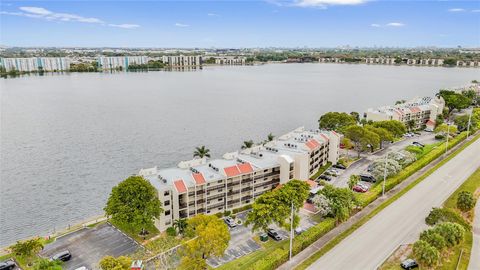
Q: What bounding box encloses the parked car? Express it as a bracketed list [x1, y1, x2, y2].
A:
[400, 259, 418, 269]
[0, 260, 16, 270]
[224, 217, 237, 228]
[74, 267, 89, 270]
[319, 175, 332, 181]
[333, 164, 346, 170]
[352, 185, 368, 193]
[267, 229, 282, 241]
[357, 182, 370, 190]
[412, 141, 425, 147]
[294, 227, 306, 235]
[326, 169, 339, 176]
[51, 250, 72, 262]
[404, 133, 414, 138]
[360, 174, 377, 183]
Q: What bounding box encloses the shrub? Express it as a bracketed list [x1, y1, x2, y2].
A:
[433, 222, 465, 247]
[232, 204, 252, 214]
[413, 240, 440, 267]
[10, 237, 44, 257]
[33, 258, 62, 270]
[311, 194, 331, 217]
[435, 134, 445, 140]
[406, 145, 423, 155]
[223, 210, 232, 217]
[457, 191, 476, 212]
[99, 256, 132, 270]
[425, 208, 471, 229]
[419, 229, 446, 251]
[166, 226, 177, 237]
[215, 212, 224, 218]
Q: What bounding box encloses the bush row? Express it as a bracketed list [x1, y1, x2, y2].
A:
[357, 132, 467, 206]
[249, 218, 336, 270]
[425, 208, 471, 230]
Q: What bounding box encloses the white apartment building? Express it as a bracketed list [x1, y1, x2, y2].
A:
[162, 55, 202, 66]
[0, 57, 71, 72]
[97, 56, 148, 70]
[139, 127, 340, 231]
[365, 58, 396, 65]
[214, 56, 246, 65]
[365, 96, 445, 131]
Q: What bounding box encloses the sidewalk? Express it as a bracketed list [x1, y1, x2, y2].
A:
[278, 134, 477, 270]
[468, 198, 480, 270]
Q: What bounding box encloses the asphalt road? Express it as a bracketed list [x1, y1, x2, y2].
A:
[307, 137, 480, 270]
[469, 196, 480, 270]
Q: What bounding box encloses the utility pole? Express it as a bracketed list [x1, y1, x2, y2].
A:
[382, 152, 389, 197]
[466, 108, 473, 138]
[444, 122, 451, 157]
[289, 201, 294, 261]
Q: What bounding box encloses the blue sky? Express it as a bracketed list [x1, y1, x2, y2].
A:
[0, 0, 479, 48]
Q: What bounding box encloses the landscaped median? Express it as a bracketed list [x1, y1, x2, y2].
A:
[294, 132, 480, 270]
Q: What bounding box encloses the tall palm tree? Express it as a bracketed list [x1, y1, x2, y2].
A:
[193, 145, 211, 159]
[266, 133, 275, 142]
[241, 140, 254, 149]
[173, 218, 188, 235]
[407, 120, 415, 132]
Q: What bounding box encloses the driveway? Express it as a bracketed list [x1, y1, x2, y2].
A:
[40, 222, 139, 270]
[332, 132, 437, 188]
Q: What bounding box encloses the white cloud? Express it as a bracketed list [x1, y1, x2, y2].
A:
[207, 13, 219, 16]
[1, 6, 138, 29]
[293, 0, 367, 8]
[386, 22, 405, 27]
[175, 22, 189, 27]
[370, 23, 381, 27]
[471, 9, 480, 13]
[108, 24, 140, 29]
[448, 8, 465, 12]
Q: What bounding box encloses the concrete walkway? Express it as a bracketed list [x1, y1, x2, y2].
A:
[468, 197, 480, 270]
[278, 134, 477, 270]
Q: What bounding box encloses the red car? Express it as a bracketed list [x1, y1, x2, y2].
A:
[352, 185, 368, 193]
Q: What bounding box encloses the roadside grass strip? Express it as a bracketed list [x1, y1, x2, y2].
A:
[295, 132, 480, 270]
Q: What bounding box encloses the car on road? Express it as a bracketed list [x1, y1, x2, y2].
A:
[412, 141, 425, 147]
[224, 217, 237, 228]
[267, 229, 282, 241]
[0, 260, 16, 270]
[352, 185, 368, 193]
[359, 174, 376, 183]
[319, 175, 332, 181]
[333, 164, 346, 170]
[51, 250, 72, 262]
[400, 258, 418, 269]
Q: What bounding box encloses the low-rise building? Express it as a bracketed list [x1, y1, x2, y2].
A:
[365, 96, 445, 131]
[162, 55, 202, 67]
[139, 127, 340, 231]
[214, 56, 246, 65]
[97, 56, 148, 70]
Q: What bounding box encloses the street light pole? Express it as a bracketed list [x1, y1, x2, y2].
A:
[382, 152, 389, 197]
[444, 122, 451, 157]
[466, 108, 473, 138]
[289, 201, 294, 261]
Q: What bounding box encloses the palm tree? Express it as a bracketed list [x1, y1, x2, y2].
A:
[407, 120, 415, 132]
[173, 218, 188, 235]
[193, 146, 210, 159]
[241, 140, 254, 149]
[266, 133, 275, 142]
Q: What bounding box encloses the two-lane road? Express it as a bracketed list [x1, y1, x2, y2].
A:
[307, 138, 480, 270]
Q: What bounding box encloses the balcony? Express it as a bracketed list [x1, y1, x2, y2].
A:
[179, 203, 187, 209]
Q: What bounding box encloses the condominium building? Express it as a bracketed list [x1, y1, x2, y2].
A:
[139, 127, 340, 231]
[97, 56, 148, 70]
[365, 96, 445, 131]
[162, 55, 202, 67]
[0, 57, 71, 72]
[365, 58, 396, 65]
[214, 56, 246, 65]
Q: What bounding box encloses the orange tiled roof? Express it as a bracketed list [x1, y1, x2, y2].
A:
[174, 179, 187, 193]
[305, 140, 316, 151]
[224, 165, 241, 177]
[192, 173, 206, 185]
[238, 163, 253, 174]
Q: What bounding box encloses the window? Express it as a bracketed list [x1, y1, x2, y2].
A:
[164, 200, 170, 206]
[218, 180, 222, 184]
[165, 210, 170, 216]
[164, 191, 170, 196]
[218, 207, 223, 210]
[218, 198, 223, 201]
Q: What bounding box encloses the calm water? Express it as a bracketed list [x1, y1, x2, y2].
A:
[0, 63, 478, 246]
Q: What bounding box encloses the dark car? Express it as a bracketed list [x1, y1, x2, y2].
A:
[0, 260, 16, 270]
[267, 229, 282, 241]
[360, 174, 377, 183]
[412, 141, 425, 147]
[51, 250, 72, 262]
[333, 164, 346, 170]
[319, 175, 332, 181]
[224, 217, 237, 228]
[400, 259, 418, 269]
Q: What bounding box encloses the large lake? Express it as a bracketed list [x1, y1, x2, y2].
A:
[0, 63, 478, 246]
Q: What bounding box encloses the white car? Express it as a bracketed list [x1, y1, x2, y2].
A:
[74, 267, 89, 270]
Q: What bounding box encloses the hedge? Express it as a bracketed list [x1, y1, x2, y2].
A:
[232, 204, 252, 214]
[425, 208, 471, 230]
[357, 132, 467, 206]
[247, 218, 336, 270]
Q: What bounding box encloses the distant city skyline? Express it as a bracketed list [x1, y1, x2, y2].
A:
[0, 0, 479, 48]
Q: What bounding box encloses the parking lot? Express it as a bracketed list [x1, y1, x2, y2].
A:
[40, 222, 139, 270]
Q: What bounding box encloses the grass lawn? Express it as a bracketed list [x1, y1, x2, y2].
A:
[405, 141, 443, 159]
[109, 220, 159, 243]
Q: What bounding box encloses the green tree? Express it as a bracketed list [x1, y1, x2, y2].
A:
[434, 123, 458, 136]
[241, 140, 254, 149]
[438, 90, 472, 115]
[372, 120, 407, 137]
[457, 191, 476, 212]
[365, 125, 394, 149]
[419, 229, 446, 251]
[104, 176, 163, 235]
[348, 175, 360, 190]
[344, 125, 380, 157]
[406, 120, 416, 131]
[341, 137, 354, 158]
[99, 256, 132, 270]
[318, 112, 357, 131]
[266, 133, 275, 142]
[276, 180, 310, 229]
[454, 114, 478, 132]
[193, 145, 211, 158]
[412, 240, 440, 267]
[33, 258, 62, 270]
[350, 112, 360, 122]
[443, 58, 457, 66]
[321, 184, 357, 224]
[173, 218, 188, 235]
[180, 215, 230, 269]
[10, 238, 44, 257]
[433, 222, 465, 247]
